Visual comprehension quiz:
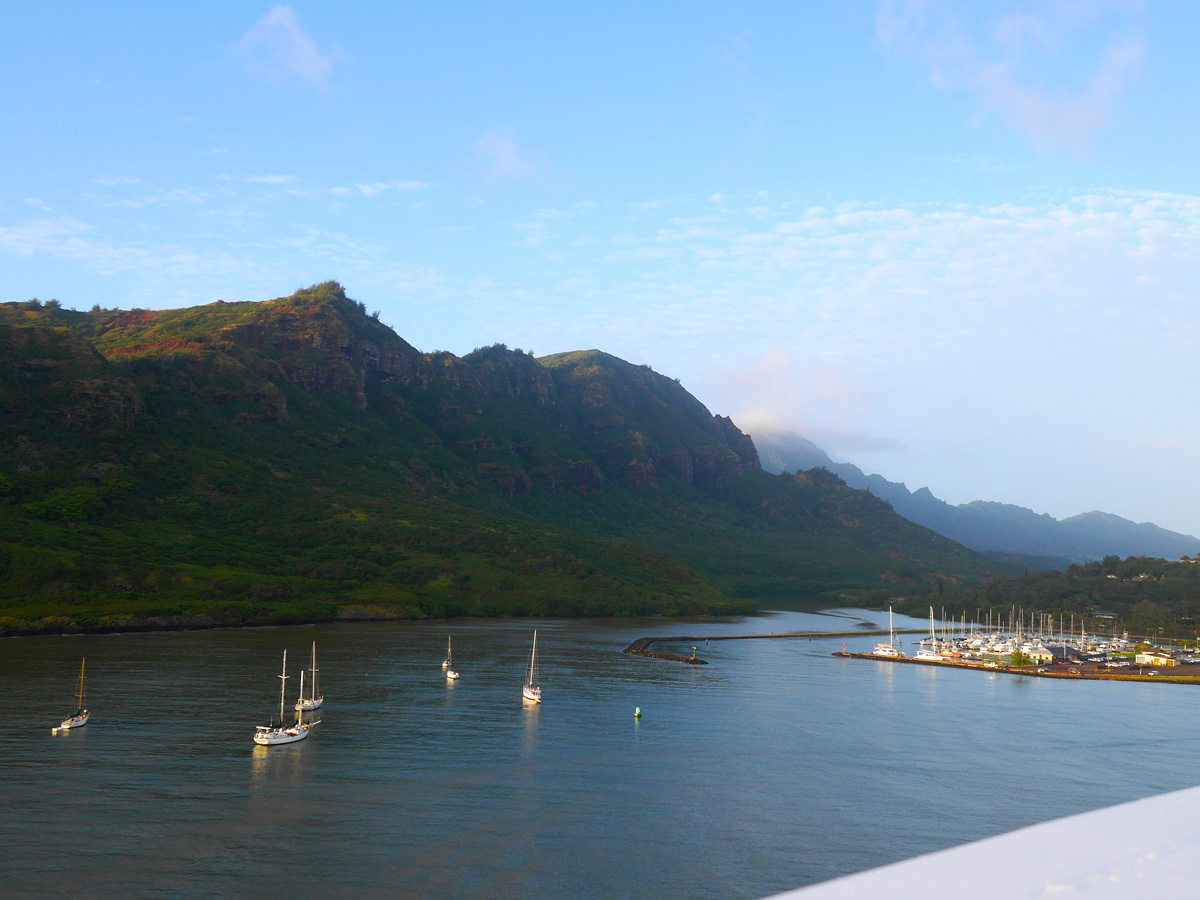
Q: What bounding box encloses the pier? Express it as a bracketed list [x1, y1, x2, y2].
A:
[624, 629, 926, 664]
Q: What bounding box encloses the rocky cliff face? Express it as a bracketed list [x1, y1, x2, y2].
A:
[0, 287, 765, 504]
[539, 349, 760, 490]
[224, 294, 430, 409]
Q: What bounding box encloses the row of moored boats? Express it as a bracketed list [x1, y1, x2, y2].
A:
[872, 606, 1137, 664]
[51, 631, 544, 744]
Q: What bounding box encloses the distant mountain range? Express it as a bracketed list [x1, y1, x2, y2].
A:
[754, 431, 1200, 568]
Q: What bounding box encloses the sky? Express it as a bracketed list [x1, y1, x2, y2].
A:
[3, 1, 1200, 535]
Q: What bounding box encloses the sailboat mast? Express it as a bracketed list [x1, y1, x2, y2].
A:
[311, 642, 318, 702]
[79, 658, 85, 712]
[528, 630, 538, 687]
[278, 650, 288, 724]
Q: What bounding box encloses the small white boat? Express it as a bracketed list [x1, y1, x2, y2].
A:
[446, 669, 460, 681]
[52, 658, 89, 734]
[254, 650, 318, 746]
[522, 630, 541, 703]
[442, 635, 452, 669]
[295, 641, 323, 711]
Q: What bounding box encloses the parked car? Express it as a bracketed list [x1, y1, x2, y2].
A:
[1068, 667, 1082, 675]
[1148, 670, 1162, 677]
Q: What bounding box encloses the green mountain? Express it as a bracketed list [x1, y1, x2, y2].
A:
[0, 284, 1017, 634]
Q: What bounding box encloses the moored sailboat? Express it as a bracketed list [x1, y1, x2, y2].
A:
[52, 658, 89, 734]
[914, 606, 946, 661]
[873, 605, 903, 658]
[443, 635, 452, 669]
[254, 650, 317, 746]
[522, 630, 541, 703]
[295, 641, 323, 711]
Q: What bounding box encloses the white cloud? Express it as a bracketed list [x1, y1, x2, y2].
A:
[699, 349, 904, 457]
[876, 0, 1144, 148]
[237, 5, 337, 90]
[244, 174, 295, 185]
[94, 176, 140, 186]
[475, 129, 537, 184]
[354, 180, 428, 198]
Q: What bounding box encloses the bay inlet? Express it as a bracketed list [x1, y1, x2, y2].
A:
[2, 609, 1195, 898]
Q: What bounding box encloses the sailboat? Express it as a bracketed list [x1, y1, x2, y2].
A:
[914, 607, 945, 661]
[52, 658, 89, 734]
[442, 635, 452, 669]
[254, 650, 317, 746]
[873, 606, 903, 658]
[294, 642, 323, 711]
[522, 630, 541, 703]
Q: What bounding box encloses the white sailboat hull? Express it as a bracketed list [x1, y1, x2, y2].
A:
[522, 686, 541, 703]
[54, 712, 89, 733]
[294, 697, 323, 711]
[447, 670, 460, 680]
[253, 722, 316, 745]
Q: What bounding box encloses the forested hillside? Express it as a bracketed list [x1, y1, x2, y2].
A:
[0, 283, 1015, 634]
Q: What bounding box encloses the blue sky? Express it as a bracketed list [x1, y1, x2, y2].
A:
[5, 1, 1200, 535]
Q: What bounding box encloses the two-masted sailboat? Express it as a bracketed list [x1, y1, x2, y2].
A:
[254, 650, 318, 746]
[294, 642, 323, 711]
[52, 658, 89, 734]
[522, 630, 541, 703]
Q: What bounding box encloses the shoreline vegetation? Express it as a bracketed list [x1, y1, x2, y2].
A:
[0, 601, 759, 640]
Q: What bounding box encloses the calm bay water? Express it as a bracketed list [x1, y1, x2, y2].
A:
[2, 608, 1197, 899]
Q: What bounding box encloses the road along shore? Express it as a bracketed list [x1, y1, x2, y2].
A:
[833, 651, 1200, 685]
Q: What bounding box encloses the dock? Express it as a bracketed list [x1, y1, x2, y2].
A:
[624, 629, 925, 664]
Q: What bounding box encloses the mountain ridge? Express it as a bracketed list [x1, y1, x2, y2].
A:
[0, 285, 1017, 634]
[753, 430, 1199, 566]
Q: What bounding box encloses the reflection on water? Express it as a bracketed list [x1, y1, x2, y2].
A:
[2, 609, 1199, 899]
[250, 742, 307, 787]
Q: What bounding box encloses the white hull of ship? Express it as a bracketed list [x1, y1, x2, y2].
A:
[522, 686, 541, 703]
